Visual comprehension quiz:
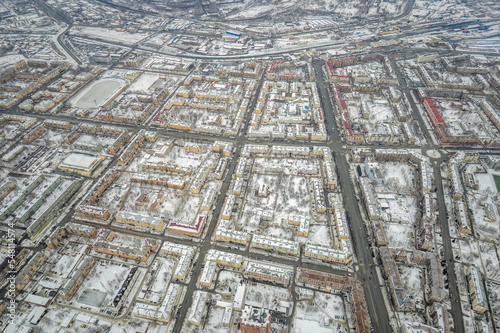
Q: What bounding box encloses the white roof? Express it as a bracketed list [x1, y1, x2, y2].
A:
[187, 290, 208, 325]
[61, 153, 99, 169]
[3, 324, 32, 333]
[25, 294, 51, 306]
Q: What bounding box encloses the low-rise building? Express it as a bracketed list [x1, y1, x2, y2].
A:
[187, 291, 208, 326]
[60, 257, 96, 300]
[58, 153, 103, 177]
[199, 261, 217, 288]
[167, 215, 206, 237]
[304, 242, 352, 265]
[133, 283, 181, 322]
[240, 306, 271, 333]
[115, 211, 164, 230]
[466, 266, 488, 313]
[15, 251, 49, 291]
[93, 237, 159, 262]
[207, 249, 243, 268]
[161, 242, 195, 281]
[246, 261, 292, 286]
[215, 228, 249, 245]
[251, 234, 299, 256]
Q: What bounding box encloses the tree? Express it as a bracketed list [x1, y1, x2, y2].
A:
[255, 291, 263, 302]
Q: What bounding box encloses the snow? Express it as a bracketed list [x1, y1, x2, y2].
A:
[385, 223, 412, 249]
[215, 271, 243, 296]
[466, 165, 500, 241]
[128, 74, 163, 93]
[399, 266, 425, 304]
[263, 226, 293, 240]
[294, 292, 347, 332]
[72, 78, 126, 109]
[97, 185, 126, 215]
[315, 292, 346, 319]
[245, 283, 291, 310]
[458, 239, 483, 270]
[204, 306, 225, 332]
[75, 261, 129, 307]
[160, 192, 202, 223]
[384, 196, 416, 224]
[0, 54, 27, 68]
[305, 225, 333, 246]
[240, 171, 323, 230]
[294, 319, 334, 333]
[479, 241, 500, 282]
[150, 259, 175, 293]
[53, 255, 79, 278]
[35, 307, 75, 331]
[71, 27, 149, 45]
[475, 172, 498, 194]
[226, 5, 281, 20]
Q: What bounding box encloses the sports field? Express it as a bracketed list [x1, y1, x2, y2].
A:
[74, 79, 123, 108]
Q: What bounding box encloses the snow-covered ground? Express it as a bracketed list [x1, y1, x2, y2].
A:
[294, 292, 347, 332]
[70, 26, 149, 45]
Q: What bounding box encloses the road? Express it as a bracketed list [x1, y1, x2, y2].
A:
[3, 56, 478, 330]
[170, 67, 267, 332]
[313, 59, 392, 332]
[434, 163, 466, 333]
[17, 0, 497, 69]
[9, 2, 492, 331]
[32, 0, 81, 65]
[392, 45, 466, 332]
[47, 16, 498, 65]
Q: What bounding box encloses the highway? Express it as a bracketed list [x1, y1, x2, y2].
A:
[30, 0, 497, 65]
[19, 0, 498, 68]
[32, 0, 82, 65]
[50, 16, 499, 64]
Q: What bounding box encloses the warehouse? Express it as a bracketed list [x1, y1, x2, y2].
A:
[58, 153, 103, 177]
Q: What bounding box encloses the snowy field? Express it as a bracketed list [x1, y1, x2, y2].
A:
[304, 225, 333, 246]
[467, 166, 500, 241]
[202, 306, 225, 333]
[294, 292, 347, 333]
[71, 26, 149, 45]
[215, 270, 244, 297]
[479, 241, 500, 282]
[73, 78, 126, 109]
[240, 171, 322, 231]
[399, 266, 424, 304]
[385, 223, 412, 249]
[97, 184, 127, 215]
[376, 163, 415, 194]
[66, 261, 131, 311]
[150, 258, 175, 293]
[245, 282, 292, 310]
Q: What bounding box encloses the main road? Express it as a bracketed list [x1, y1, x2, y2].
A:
[434, 163, 466, 333]
[392, 50, 466, 333]
[313, 59, 392, 332]
[170, 68, 267, 332]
